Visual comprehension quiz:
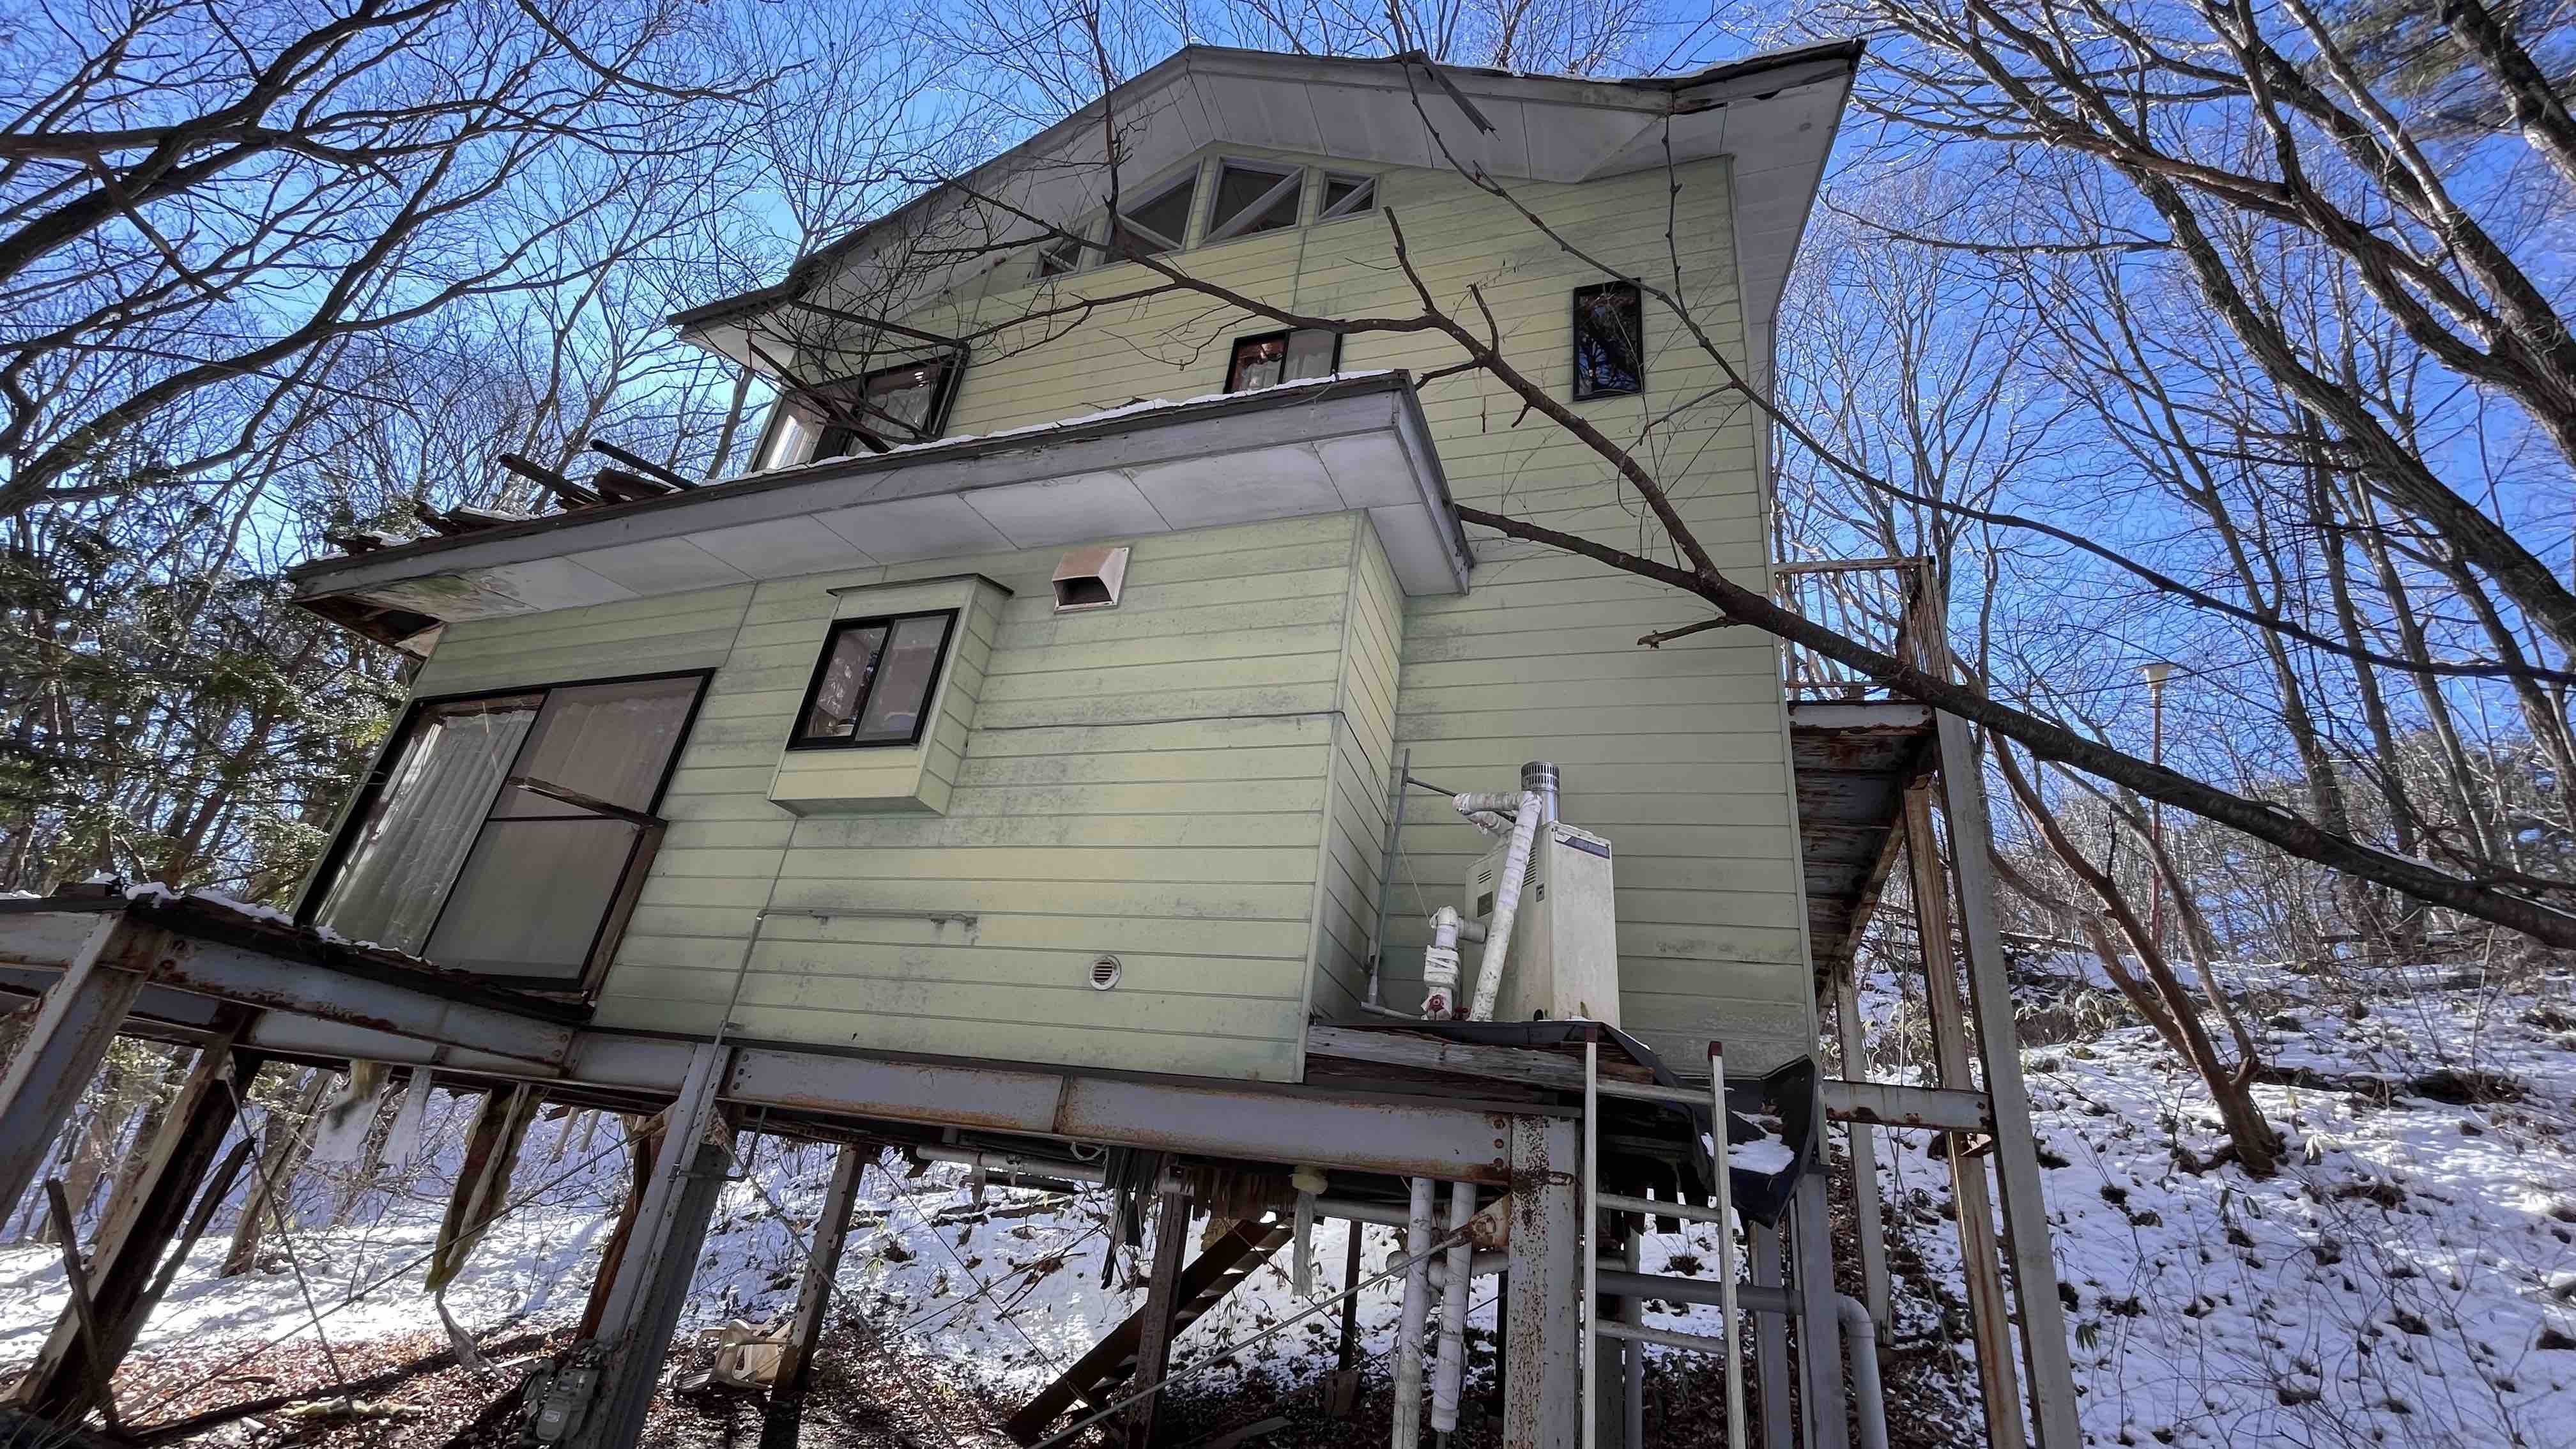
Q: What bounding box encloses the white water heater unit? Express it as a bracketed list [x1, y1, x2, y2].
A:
[1467, 820, 1620, 1025]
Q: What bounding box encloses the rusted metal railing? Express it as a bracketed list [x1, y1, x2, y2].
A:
[1773, 556, 1945, 700]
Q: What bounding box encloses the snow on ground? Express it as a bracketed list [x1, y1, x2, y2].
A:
[0, 969, 2570, 1445]
[1864, 965, 2576, 1448]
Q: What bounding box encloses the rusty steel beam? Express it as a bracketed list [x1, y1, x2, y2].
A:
[1820, 1079, 1993, 1134]
[0, 918, 165, 1213]
[724, 1049, 1521, 1184]
[155, 939, 575, 1068]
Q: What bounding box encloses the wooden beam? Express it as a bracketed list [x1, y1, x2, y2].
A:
[498, 453, 601, 507]
[14, 1014, 260, 1420]
[1126, 1186, 1192, 1448]
[1933, 714, 2083, 1449]
[759, 1144, 867, 1449]
[588, 441, 697, 490]
[1904, 783, 2028, 1449]
[0, 917, 158, 1216]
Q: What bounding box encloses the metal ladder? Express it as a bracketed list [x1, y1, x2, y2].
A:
[1581, 1034, 1751, 1449]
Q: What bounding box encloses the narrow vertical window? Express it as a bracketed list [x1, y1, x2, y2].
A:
[1572, 280, 1644, 400]
[1226, 328, 1341, 392]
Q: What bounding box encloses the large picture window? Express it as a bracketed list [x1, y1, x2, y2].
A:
[304, 673, 704, 990]
[789, 610, 959, 749]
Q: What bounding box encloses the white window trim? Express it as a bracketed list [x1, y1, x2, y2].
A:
[1204, 157, 1306, 243]
[1318, 171, 1379, 222]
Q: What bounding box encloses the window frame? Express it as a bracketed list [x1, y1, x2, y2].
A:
[1317, 171, 1378, 222]
[785, 608, 962, 752]
[1032, 229, 1089, 279]
[1571, 279, 1646, 401]
[801, 355, 965, 460]
[1225, 327, 1343, 393]
[1204, 158, 1306, 243]
[295, 668, 712, 995]
[1110, 169, 1200, 259]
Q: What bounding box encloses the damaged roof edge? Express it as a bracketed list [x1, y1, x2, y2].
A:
[664, 38, 1866, 338]
[288, 371, 1471, 625]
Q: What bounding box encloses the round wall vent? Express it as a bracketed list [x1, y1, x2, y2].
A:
[1087, 954, 1123, 990]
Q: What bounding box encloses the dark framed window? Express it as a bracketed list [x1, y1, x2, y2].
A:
[1206, 160, 1303, 242]
[806, 356, 961, 459]
[1572, 280, 1644, 400]
[1319, 172, 1377, 220]
[1112, 171, 1198, 258]
[301, 671, 707, 992]
[1226, 328, 1340, 392]
[788, 610, 959, 749]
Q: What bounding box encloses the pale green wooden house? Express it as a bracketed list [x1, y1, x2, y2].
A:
[287, 42, 1864, 1086]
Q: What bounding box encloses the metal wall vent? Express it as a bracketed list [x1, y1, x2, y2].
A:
[1052, 545, 1131, 613]
[1088, 953, 1123, 990]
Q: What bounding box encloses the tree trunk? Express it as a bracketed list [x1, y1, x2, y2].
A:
[220, 1068, 328, 1278]
[1996, 742, 2281, 1174]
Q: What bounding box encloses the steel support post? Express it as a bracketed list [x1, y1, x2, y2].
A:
[1933, 712, 2082, 1449]
[1750, 1224, 1791, 1449]
[579, 1042, 732, 1449]
[1830, 970, 1890, 1335]
[1503, 1116, 1580, 1449]
[1902, 785, 2028, 1449]
[1789, 1169, 1848, 1449]
[1621, 1232, 1645, 1449]
[0, 917, 161, 1215]
[760, 1143, 866, 1449]
[13, 1012, 259, 1419]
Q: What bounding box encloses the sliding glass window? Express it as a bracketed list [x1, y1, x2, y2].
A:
[306, 673, 705, 990]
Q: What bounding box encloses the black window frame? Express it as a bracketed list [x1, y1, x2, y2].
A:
[800, 355, 965, 461]
[1571, 279, 1645, 401]
[1225, 328, 1342, 393]
[785, 608, 962, 752]
[295, 668, 712, 997]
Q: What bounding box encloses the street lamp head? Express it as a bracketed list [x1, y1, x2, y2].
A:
[2140, 660, 2178, 689]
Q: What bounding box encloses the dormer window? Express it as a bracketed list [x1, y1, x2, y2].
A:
[1207, 160, 1302, 242]
[1114, 172, 1197, 258]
